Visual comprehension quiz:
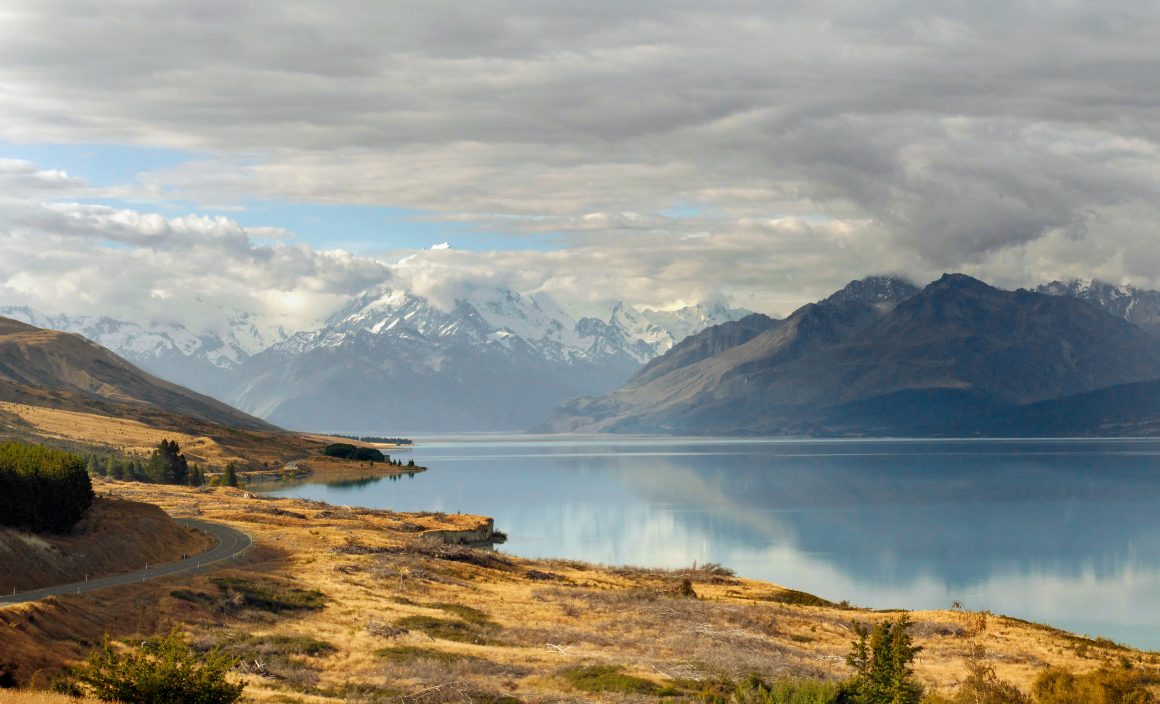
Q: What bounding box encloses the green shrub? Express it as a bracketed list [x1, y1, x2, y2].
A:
[561, 665, 658, 694]
[734, 674, 841, 703]
[394, 614, 499, 644]
[429, 602, 493, 625]
[764, 588, 840, 608]
[70, 628, 244, 704]
[209, 577, 327, 613]
[217, 633, 337, 659]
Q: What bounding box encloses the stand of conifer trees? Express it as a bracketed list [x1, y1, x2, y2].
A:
[0, 441, 93, 533]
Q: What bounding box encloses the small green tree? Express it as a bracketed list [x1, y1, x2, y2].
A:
[222, 462, 240, 488]
[844, 614, 923, 704]
[72, 628, 244, 704]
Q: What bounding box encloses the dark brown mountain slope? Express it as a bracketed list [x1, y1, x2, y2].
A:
[541, 274, 1160, 435]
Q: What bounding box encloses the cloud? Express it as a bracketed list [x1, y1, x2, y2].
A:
[0, 171, 391, 331]
[3, 1, 1160, 310]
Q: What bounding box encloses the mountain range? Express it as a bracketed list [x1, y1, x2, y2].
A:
[540, 275, 1160, 436]
[1, 288, 749, 432]
[6, 274, 1160, 435]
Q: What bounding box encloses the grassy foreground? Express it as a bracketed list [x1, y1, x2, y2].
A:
[3, 479, 1158, 702]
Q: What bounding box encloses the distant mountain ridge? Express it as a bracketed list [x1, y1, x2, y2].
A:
[540, 274, 1160, 436]
[2, 288, 749, 432]
[227, 288, 748, 431]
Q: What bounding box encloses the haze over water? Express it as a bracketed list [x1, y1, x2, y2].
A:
[264, 437, 1160, 650]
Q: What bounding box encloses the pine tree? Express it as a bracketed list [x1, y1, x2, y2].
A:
[147, 440, 189, 485]
[845, 614, 923, 704]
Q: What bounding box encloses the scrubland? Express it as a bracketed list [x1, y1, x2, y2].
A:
[2, 479, 1157, 703]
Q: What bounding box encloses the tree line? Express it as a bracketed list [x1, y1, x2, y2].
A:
[0, 441, 93, 533]
[84, 440, 241, 488]
[84, 440, 209, 487]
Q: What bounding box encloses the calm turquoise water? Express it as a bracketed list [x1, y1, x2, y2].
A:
[263, 436, 1160, 650]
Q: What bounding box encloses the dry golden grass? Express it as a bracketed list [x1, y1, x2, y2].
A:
[0, 693, 103, 704]
[0, 400, 374, 477]
[0, 401, 242, 466]
[3, 480, 1156, 703]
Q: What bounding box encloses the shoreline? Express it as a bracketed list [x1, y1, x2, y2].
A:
[5, 480, 1154, 700]
[242, 453, 428, 487]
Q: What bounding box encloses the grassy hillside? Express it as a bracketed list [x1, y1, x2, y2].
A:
[0, 496, 212, 593]
[4, 480, 1156, 702]
[0, 316, 276, 432]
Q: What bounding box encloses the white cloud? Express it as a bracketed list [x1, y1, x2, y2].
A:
[0, 172, 391, 332]
[3, 2, 1160, 317]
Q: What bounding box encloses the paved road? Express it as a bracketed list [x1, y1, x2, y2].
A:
[0, 519, 252, 606]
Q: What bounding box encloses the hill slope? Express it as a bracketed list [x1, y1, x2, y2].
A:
[0, 496, 212, 592]
[541, 275, 1160, 435]
[0, 316, 276, 432]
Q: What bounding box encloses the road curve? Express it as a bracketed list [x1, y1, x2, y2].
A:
[0, 519, 252, 606]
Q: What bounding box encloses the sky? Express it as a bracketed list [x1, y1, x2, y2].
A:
[2, 1, 1160, 332]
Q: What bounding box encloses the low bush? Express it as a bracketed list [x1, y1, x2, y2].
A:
[208, 577, 328, 614]
[561, 664, 659, 694]
[69, 628, 244, 704]
[395, 615, 501, 645]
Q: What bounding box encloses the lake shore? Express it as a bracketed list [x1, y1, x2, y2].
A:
[4, 478, 1155, 701]
[242, 453, 427, 486]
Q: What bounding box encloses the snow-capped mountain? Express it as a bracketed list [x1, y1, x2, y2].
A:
[1037, 280, 1160, 338]
[312, 286, 749, 366]
[0, 306, 291, 368]
[223, 287, 749, 431]
[0, 288, 749, 432]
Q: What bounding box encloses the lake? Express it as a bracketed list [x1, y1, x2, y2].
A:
[262, 436, 1160, 650]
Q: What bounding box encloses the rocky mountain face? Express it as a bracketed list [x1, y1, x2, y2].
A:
[1037, 279, 1160, 337]
[1, 289, 749, 433]
[540, 275, 1160, 436]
